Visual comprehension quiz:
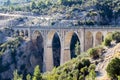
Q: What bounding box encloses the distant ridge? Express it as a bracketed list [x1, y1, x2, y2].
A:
[0, 0, 31, 6]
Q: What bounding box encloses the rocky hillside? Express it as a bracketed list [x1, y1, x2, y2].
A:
[0, 0, 120, 27]
[0, 36, 45, 80]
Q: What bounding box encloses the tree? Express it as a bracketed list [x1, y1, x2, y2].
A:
[57, 0, 65, 4]
[75, 41, 80, 56]
[26, 74, 31, 80]
[118, 75, 120, 80]
[112, 32, 120, 43]
[6, 0, 11, 6]
[79, 75, 84, 80]
[30, 1, 36, 10]
[89, 64, 96, 71]
[13, 70, 23, 80]
[87, 48, 99, 59]
[80, 66, 88, 76]
[106, 58, 120, 79]
[81, 59, 90, 67]
[89, 69, 96, 80]
[32, 65, 42, 80]
[103, 38, 112, 46]
[103, 33, 112, 46]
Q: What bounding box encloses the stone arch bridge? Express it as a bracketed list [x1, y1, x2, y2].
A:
[13, 26, 120, 72]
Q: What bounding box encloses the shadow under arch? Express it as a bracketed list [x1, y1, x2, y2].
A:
[25, 30, 28, 37]
[16, 30, 20, 36]
[64, 31, 80, 62]
[31, 30, 44, 72]
[47, 30, 61, 67]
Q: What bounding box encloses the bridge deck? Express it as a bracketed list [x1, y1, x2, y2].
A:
[13, 25, 120, 29]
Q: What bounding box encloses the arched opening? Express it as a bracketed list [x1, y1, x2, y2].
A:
[95, 32, 103, 46]
[47, 31, 61, 70]
[32, 30, 44, 72]
[85, 31, 93, 51]
[70, 33, 80, 59]
[64, 31, 80, 62]
[16, 30, 20, 36]
[52, 33, 61, 67]
[25, 30, 28, 37]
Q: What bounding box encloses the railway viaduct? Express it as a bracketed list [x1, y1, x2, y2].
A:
[13, 26, 119, 72]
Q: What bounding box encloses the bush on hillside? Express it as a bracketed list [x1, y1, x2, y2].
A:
[103, 38, 112, 46]
[103, 33, 112, 46]
[87, 48, 99, 59]
[32, 65, 42, 80]
[112, 32, 120, 43]
[106, 58, 120, 79]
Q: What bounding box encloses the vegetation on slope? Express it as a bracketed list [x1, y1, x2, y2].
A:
[13, 56, 96, 80]
[42, 58, 96, 80]
[0, 37, 23, 75]
[1, 0, 120, 25]
[0, 37, 23, 56]
[106, 58, 120, 80]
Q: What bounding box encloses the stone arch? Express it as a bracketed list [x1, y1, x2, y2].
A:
[85, 31, 93, 51]
[95, 32, 104, 46]
[64, 31, 80, 63]
[31, 30, 44, 72]
[46, 30, 61, 71]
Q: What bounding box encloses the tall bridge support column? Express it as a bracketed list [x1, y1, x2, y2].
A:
[60, 30, 71, 65]
[28, 28, 32, 39]
[60, 30, 65, 65]
[93, 33, 96, 47]
[43, 32, 54, 72]
[44, 45, 54, 71]
[80, 28, 85, 52]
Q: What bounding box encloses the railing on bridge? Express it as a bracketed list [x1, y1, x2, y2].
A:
[12, 25, 120, 30]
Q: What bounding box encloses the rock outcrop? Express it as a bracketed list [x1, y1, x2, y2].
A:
[0, 38, 44, 80]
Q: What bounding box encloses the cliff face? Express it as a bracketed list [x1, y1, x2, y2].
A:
[0, 37, 44, 80]
[0, 32, 4, 44]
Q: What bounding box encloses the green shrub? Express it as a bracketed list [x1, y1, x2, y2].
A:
[75, 41, 80, 56]
[103, 38, 112, 46]
[112, 32, 120, 43]
[32, 9, 40, 14]
[88, 64, 96, 71]
[87, 48, 99, 59]
[89, 69, 96, 80]
[13, 70, 23, 80]
[26, 74, 31, 80]
[79, 75, 84, 80]
[118, 75, 120, 80]
[85, 20, 95, 25]
[103, 33, 112, 46]
[32, 65, 42, 80]
[81, 59, 90, 67]
[106, 58, 120, 79]
[80, 66, 88, 76]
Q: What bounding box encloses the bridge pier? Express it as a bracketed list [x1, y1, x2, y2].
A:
[44, 45, 54, 71]
[80, 28, 85, 52]
[93, 33, 96, 47]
